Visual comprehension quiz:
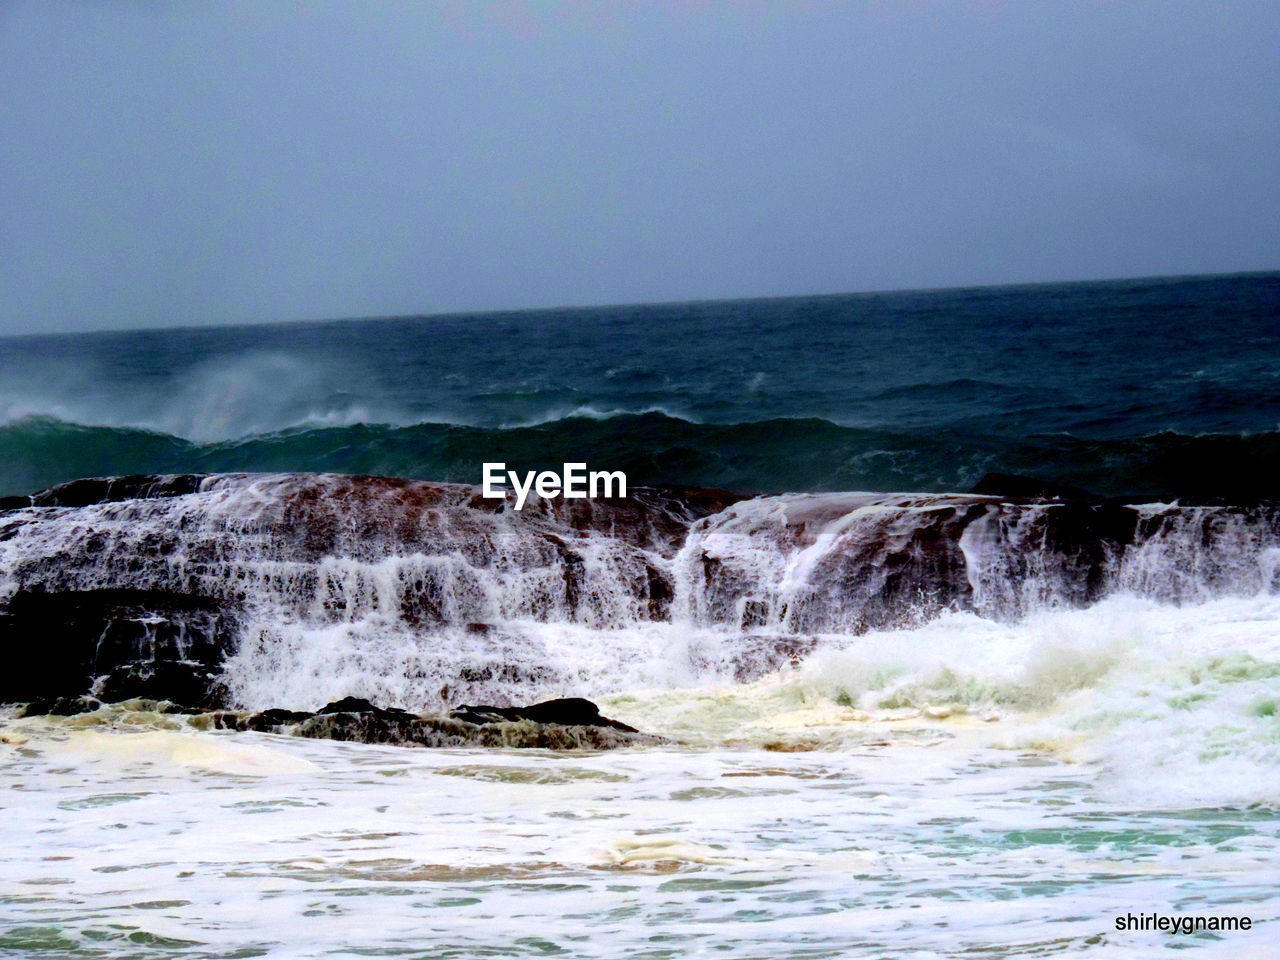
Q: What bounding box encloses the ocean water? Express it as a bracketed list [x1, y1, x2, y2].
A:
[2, 272, 1279, 958]
[1, 271, 1278, 498]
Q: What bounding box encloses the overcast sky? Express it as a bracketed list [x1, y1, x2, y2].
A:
[1, 1, 1277, 334]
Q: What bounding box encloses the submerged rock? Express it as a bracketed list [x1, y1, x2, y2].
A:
[449, 697, 639, 731]
[283, 695, 652, 747]
[19, 695, 103, 717]
[19, 696, 203, 718]
[288, 712, 655, 750]
[19, 695, 660, 750]
[716, 634, 820, 682]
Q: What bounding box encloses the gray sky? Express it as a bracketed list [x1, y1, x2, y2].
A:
[1, 1, 1277, 334]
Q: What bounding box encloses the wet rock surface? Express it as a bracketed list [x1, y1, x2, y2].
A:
[2, 470, 1278, 710]
[0, 588, 236, 705]
[16, 695, 662, 750]
[0, 473, 746, 708]
[449, 696, 639, 731]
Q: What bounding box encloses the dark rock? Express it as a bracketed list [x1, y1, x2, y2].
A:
[449, 697, 639, 732]
[307, 695, 640, 735]
[293, 711, 428, 744]
[20, 697, 207, 718]
[0, 473, 745, 707]
[188, 696, 658, 748]
[316, 696, 381, 715]
[19, 695, 102, 717]
[290, 712, 655, 749]
[643, 561, 675, 619]
[692, 496, 993, 633]
[257, 708, 313, 725]
[12, 694, 659, 749]
[29, 474, 206, 508]
[5, 470, 1280, 714]
[0, 588, 237, 705]
[0, 495, 30, 512]
[95, 661, 225, 709]
[315, 697, 417, 720]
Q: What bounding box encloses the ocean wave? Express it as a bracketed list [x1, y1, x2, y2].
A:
[2, 411, 1279, 500]
[497, 404, 698, 429]
[869, 378, 1055, 401]
[607, 594, 1280, 805]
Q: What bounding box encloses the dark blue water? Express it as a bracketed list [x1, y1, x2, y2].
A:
[2, 271, 1277, 497]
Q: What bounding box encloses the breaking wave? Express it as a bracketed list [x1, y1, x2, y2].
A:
[3, 412, 1280, 500]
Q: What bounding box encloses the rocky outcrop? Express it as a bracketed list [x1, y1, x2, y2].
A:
[26, 474, 206, 509]
[2, 471, 1278, 712]
[0, 588, 236, 705]
[449, 696, 638, 731]
[283, 695, 655, 749]
[679, 487, 1278, 630]
[18, 696, 660, 750]
[0, 473, 740, 708]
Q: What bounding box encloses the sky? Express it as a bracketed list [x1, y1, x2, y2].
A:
[1, 0, 1277, 334]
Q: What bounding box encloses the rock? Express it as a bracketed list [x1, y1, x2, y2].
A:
[0, 473, 739, 707]
[686, 494, 993, 632]
[291, 711, 430, 745]
[449, 697, 638, 731]
[19, 695, 102, 717]
[4, 469, 1280, 712]
[0, 589, 236, 706]
[203, 696, 655, 748]
[20, 696, 204, 718]
[290, 712, 655, 749]
[95, 661, 226, 708]
[17, 693, 660, 750]
[227, 708, 315, 732]
[28, 474, 205, 508]
[316, 696, 415, 718]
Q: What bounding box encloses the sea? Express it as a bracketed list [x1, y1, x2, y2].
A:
[1, 271, 1279, 957]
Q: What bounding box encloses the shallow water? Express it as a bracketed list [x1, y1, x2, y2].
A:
[4, 594, 1277, 958]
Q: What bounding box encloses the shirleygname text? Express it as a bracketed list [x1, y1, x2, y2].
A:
[1115, 912, 1252, 935]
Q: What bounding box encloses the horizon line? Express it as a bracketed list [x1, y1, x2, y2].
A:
[4, 266, 1277, 342]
